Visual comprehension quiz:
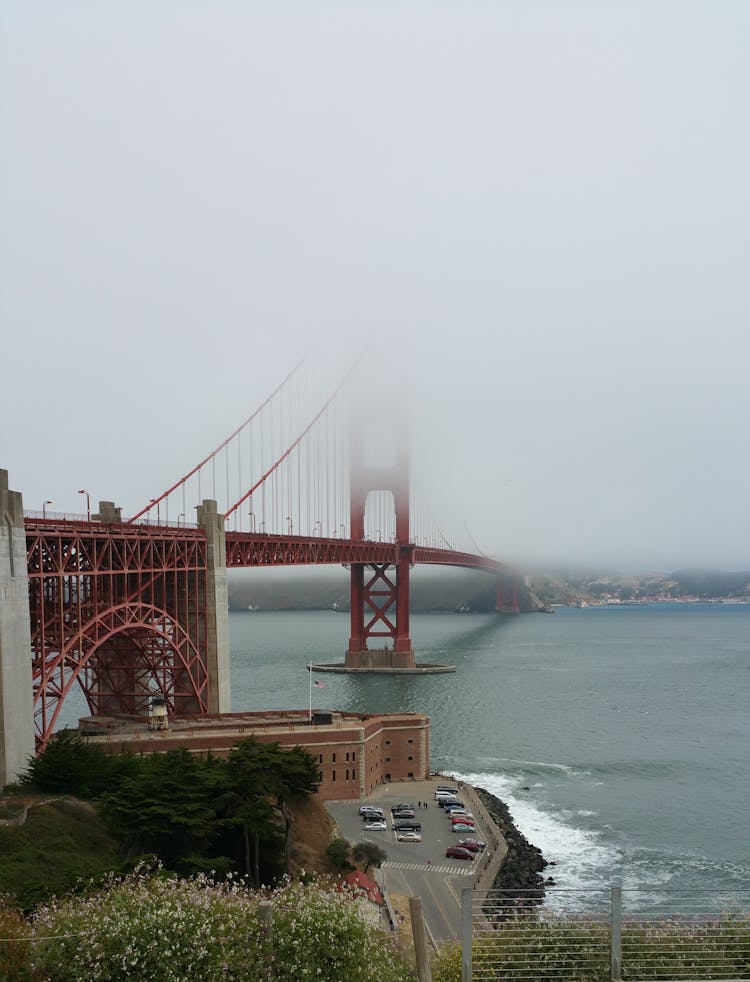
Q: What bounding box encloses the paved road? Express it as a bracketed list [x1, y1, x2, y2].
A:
[326, 778, 489, 944]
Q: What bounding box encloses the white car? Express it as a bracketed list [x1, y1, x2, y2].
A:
[364, 821, 387, 831]
[396, 831, 422, 843]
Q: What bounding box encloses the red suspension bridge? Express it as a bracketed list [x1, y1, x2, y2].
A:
[0, 361, 519, 779]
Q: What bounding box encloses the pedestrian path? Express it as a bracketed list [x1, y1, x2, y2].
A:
[382, 860, 474, 875]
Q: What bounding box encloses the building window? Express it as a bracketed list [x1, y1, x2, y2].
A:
[385, 739, 391, 746]
[352, 751, 356, 762]
[345, 752, 350, 762]
[408, 755, 414, 761]
[353, 768, 356, 781]
[385, 773, 391, 781]
[332, 770, 336, 782]
[408, 738, 414, 744]
[318, 754, 323, 764]
[385, 756, 391, 763]
[408, 772, 414, 779]
[332, 753, 336, 763]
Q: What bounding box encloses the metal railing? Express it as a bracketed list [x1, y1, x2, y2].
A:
[460, 887, 750, 982]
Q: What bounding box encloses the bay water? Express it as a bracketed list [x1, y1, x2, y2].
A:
[229, 603, 750, 906]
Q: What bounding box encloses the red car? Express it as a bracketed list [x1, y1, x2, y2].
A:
[451, 815, 476, 826]
[445, 846, 474, 860]
[456, 839, 484, 852]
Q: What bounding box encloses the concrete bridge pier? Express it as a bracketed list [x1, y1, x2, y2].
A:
[0, 470, 35, 785]
[197, 499, 232, 713]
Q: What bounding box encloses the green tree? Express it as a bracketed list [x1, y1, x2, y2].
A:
[352, 841, 387, 874]
[326, 837, 351, 869]
[269, 743, 321, 874]
[101, 750, 223, 871]
[20, 731, 128, 798]
[220, 741, 280, 885]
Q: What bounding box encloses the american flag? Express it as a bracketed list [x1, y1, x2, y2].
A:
[313, 680, 327, 689]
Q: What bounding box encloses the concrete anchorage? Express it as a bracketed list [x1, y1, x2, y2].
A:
[197, 499, 232, 713]
[0, 470, 35, 786]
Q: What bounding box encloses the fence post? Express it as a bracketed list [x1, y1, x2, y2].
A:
[259, 899, 273, 979]
[409, 896, 432, 982]
[610, 884, 622, 981]
[461, 887, 473, 982]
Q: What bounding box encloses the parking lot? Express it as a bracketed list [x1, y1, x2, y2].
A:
[325, 777, 492, 943]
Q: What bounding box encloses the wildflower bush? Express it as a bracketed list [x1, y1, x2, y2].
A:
[31, 866, 415, 981]
[266, 877, 413, 981]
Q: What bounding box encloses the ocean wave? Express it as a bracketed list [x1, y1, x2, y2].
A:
[442, 754, 585, 777]
[455, 769, 622, 909]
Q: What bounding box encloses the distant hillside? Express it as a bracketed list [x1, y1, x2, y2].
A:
[524, 566, 750, 605]
[228, 568, 542, 612]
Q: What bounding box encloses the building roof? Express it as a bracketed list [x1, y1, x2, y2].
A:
[342, 870, 384, 906]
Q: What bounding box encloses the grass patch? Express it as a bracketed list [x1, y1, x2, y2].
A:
[0, 798, 121, 912]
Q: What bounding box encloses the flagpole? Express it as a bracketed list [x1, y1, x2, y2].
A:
[308, 663, 312, 722]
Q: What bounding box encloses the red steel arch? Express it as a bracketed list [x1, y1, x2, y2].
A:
[27, 521, 211, 748]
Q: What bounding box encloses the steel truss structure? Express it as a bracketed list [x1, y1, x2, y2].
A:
[27, 521, 210, 747]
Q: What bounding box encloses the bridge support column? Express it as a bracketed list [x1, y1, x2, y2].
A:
[346, 553, 415, 669]
[0, 470, 35, 784]
[197, 500, 232, 713]
[345, 402, 415, 670]
[496, 573, 520, 613]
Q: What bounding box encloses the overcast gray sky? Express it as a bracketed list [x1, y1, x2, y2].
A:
[2, 2, 748, 571]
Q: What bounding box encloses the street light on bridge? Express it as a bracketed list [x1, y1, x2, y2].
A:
[42, 499, 52, 519]
[77, 489, 90, 522]
[249, 511, 256, 532]
[286, 516, 293, 535]
[149, 498, 160, 524]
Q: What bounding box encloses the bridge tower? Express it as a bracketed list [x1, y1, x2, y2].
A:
[346, 412, 415, 669]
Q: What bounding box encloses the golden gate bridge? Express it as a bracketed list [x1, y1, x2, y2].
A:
[0, 360, 519, 781]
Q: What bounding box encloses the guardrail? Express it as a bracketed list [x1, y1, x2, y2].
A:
[460, 887, 750, 982]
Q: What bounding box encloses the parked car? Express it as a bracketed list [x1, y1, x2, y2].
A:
[436, 785, 459, 795]
[359, 804, 384, 816]
[451, 823, 476, 833]
[363, 821, 387, 831]
[361, 809, 385, 821]
[456, 839, 485, 852]
[444, 806, 471, 816]
[450, 814, 476, 823]
[396, 831, 422, 843]
[445, 846, 474, 860]
[439, 797, 463, 808]
[390, 803, 415, 813]
[391, 808, 416, 819]
[393, 821, 421, 832]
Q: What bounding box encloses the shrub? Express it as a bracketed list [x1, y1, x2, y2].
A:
[31, 865, 415, 981]
[431, 911, 750, 982]
[326, 837, 352, 869]
[0, 897, 32, 982]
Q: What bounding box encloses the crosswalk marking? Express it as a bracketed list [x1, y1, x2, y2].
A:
[382, 861, 473, 875]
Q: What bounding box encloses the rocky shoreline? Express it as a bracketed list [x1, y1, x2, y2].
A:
[474, 786, 552, 901]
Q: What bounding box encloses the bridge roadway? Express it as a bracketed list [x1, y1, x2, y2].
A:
[326, 776, 500, 946]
